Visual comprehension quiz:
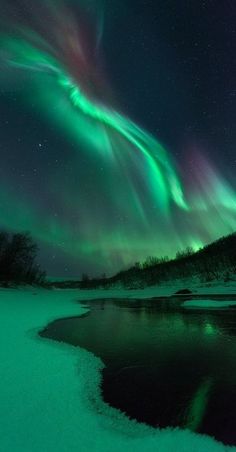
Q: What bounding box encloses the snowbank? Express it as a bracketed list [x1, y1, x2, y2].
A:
[0, 287, 233, 451]
[75, 278, 236, 298]
[182, 299, 236, 309]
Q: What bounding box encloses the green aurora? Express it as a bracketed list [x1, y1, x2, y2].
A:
[0, 0, 236, 275]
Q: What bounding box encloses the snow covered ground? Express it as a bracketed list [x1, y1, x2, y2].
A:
[182, 299, 236, 309]
[0, 287, 234, 452]
[78, 278, 236, 298]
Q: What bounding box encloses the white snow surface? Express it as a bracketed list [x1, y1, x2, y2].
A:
[182, 299, 236, 309]
[0, 287, 234, 452]
[88, 277, 236, 297]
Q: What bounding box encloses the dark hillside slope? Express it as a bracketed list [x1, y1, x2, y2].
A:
[80, 233, 236, 289]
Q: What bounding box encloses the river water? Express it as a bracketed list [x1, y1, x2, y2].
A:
[40, 297, 236, 445]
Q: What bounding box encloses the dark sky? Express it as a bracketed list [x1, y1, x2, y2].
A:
[104, 0, 236, 173]
[0, 0, 235, 278]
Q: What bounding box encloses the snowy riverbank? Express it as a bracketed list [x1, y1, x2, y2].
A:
[0, 287, 234, 452]
[75, 278, 236, 298]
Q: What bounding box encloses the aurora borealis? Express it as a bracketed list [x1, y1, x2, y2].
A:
[0, 0, 236, 277]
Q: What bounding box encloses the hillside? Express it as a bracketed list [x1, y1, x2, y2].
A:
[77, 233, 236, 289]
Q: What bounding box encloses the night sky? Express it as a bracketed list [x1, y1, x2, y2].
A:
[0, 0, 236, 278]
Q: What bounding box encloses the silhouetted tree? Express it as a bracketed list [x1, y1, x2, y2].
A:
[176, 246, 194, 260]
[0, 231, 45, 286]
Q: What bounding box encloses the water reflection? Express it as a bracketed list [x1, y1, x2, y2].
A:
[41, 297, 236, 445]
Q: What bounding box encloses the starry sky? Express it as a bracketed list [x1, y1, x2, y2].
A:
[0, 0, 236, 278]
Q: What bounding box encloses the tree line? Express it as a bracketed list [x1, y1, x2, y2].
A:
[80, 233, 236, 289]
[0, 231, 46, 286]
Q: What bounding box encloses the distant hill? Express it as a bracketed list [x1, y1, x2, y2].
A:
[75, 232, 236, 289]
